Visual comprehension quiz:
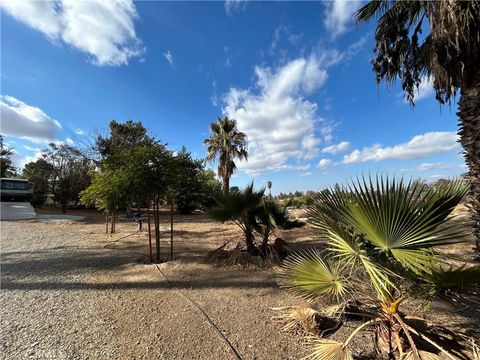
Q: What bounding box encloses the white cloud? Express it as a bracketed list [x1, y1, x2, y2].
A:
[322, 141, 349, 154]
[223, 51, 341, 175]
[0, 95, 62, 141]
[414, 77, 434, 102]
[65, 137, 75, 145]
[277, 164, 311, 172]
[164, 50, 174, 67]
[297, 171, 313, 177]
[415, 162, 453, 171]
[0, 0, 144, 66]
[342, 132, 459, 164]
[12, 148, 44, 169]
[24, 145, 41, 152]
[324, 0, 362, 38]
[401, 76, 434, 103]
[74, 128, 86, 136]
[224, 0, 247, 16]
[317, 159, 333, 168]
[270, 25, 303, 54]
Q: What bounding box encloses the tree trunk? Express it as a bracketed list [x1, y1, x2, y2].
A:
[458, 67, 480, 254]
[155, 201, 161, 262]
[222, 175, 230, 193]
[245, 231, 257, 254]
[147, 206, 152, 263]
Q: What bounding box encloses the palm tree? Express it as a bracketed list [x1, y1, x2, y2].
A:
[280, 176, 480, 359]
[356, 1, 480, 254]
[204, 117, 248, 193]
[208, 182, 264, 254]
[267, 180, 272, 199]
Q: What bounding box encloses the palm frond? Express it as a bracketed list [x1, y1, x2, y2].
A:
[420, 264, 480, 298]
[400, 350, 441, 360]
[303, 339, 353, 360]
[279, 250, 349, 300]
[344, 176, 467, 274]
[272, 306, 319, 334]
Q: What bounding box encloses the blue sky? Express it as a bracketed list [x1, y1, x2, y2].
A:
[1, 1, 465, 194]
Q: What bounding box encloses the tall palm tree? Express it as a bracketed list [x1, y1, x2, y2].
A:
[204, 116, 248, 193]
[356, 1, 480, 253]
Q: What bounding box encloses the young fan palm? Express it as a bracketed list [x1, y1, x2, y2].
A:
[280, 177, 480, 360]
[209, 183, 301, 256]
[208, 182, 264, 253]
[356, 1, 480, 254]
[204, 117, 248, 193]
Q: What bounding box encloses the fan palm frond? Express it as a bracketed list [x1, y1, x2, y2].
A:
[303, 339, 353, 360]
[400, 350, 441, 360]
[280, 250, 349, 300]
[419, 264, 480, 298]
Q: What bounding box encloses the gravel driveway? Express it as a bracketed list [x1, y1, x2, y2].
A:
[0, 217, 306, 360]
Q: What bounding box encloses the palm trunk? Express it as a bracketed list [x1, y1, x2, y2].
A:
[458, 66, 480, 254]
[223, 176, 230, 193]
[245, 231, 257, 254]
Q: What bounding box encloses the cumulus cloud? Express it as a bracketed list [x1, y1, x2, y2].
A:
[223, 52, 341, 175]
[0, 95, 62, 141]
[342, 132, 459, 164]
[317, 159, 333, 168]
[0, 0, 144, 66]
[224, 0, 247, 16]
[322, 141, 349, 155]
[164, 50, 174, 67]
[324, 0, 362, 38]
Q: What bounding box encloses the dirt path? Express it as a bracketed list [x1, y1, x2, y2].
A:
[0, 216, 307, 360]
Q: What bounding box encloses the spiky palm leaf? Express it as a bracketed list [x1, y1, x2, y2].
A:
[418, 264, 480, 300]
[209, 182, 264, 227]
[280, 250, 349, 300]
[308, 176, 468, 289]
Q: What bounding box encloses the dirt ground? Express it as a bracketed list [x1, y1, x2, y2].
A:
[1, 206, 479, 360]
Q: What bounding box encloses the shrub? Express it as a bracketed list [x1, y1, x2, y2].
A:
[280, 176, 479, 359]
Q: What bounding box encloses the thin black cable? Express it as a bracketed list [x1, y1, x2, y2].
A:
[101, 229, 242, 360]
[154, 264, 242, 360]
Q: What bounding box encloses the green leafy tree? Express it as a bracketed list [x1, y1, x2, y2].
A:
[0, 134, 16, 177]
[173, 147, 206, 214]
[204, 116, 248, 193]
[95, 120, 153, 216]
[45, 144, 94, 212]
[356, 1, 480, 253]
[95, 120, 150, 160]
[23, 158, 54, 206]
[197, 168, 222, 210]
[280, 176, 479, 359]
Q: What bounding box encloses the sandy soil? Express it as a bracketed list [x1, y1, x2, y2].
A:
[1, 208, 478, 360]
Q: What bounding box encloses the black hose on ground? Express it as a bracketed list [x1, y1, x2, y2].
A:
[154, 264, 242, 360]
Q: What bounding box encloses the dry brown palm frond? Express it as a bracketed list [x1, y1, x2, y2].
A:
[400, 350, 441, 360]
[472, 340, 479, 360]
[302, 338, 353, 360]
[272, 306, 320, 335]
